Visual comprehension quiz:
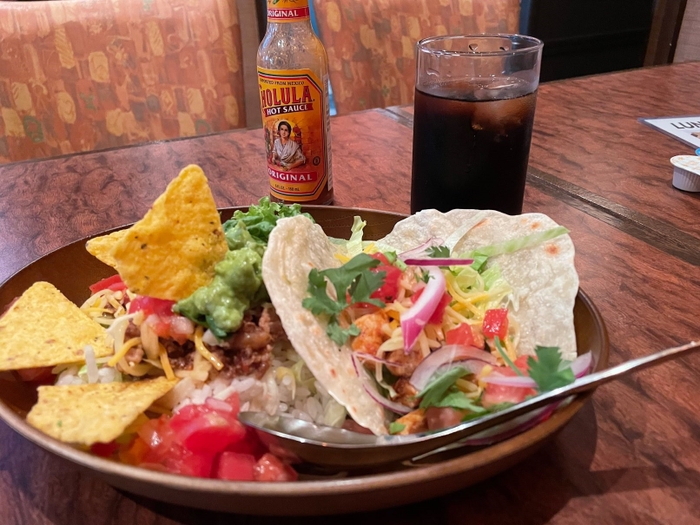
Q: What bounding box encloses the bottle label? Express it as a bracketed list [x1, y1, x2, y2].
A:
[267, 0, 310, 22]
[258, 67, 330, 202]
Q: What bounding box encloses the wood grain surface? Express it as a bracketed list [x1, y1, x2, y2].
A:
[1, 64, 699, 524]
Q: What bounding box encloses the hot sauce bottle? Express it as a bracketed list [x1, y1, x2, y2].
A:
[257, 0, 333, 205]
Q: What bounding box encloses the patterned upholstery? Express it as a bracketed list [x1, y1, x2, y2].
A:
[0, 0, 246, 164]
[312, 0, 520, 114]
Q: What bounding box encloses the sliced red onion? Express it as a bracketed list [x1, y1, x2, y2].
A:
[400, 267, 446, 354]
[398, 237, 444, 260]
[481, 373, 538, 389]
[403, 257, 473, 266]
[410, 344, 497, 391]
[351, 353, 410, 415]
[570, 351, 592, 378]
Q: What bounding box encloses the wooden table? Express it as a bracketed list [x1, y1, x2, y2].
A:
[1, 61, 699, 524]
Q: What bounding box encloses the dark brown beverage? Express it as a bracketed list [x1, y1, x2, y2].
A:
[411, 78, 537, 215]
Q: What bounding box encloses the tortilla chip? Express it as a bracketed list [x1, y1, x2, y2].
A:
[85, 230, 127, 268]
[380, 209, 579, 360]
[0, 282, 113, 371]
[109, 164, 228, 300]
[263, 215, 388, 435]
[27, 377, 177, 445]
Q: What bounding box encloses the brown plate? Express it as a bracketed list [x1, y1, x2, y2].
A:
[0, 206, 609, 516]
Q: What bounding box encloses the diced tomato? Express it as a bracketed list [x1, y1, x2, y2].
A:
[160, 446, 216, 478]
[412, 288, 451, 325]
[117, 394, 291, 481]
[445, 323, 485, 349]
[90, 441, 119, 458]
[15, 366, 55, 384]
[215, 452, 257, 481]
[146, 316, 172, 339]
[513, 355, 532, 373]
[128, 296, 176, 317]
[482, 383, 535, 408]
[89, 274, 127, 294]
[226, 428, 267, 457]
[481, 356, 535, 408]
[129, 296, 179, 340]
[253, 453, 298, 482]
[137, 415, 177, 456]
[172, 411, 246, 454]
[368, 253, 403, 303]
[482, 308, 509, 340]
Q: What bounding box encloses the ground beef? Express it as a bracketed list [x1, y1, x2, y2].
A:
[163, 339, 195, 370]
[217, 305, 288, 379]
[159, 305, 288, 378]
[124, 321, 140, 340]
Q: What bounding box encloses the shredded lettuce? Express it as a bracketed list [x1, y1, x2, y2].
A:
[466, 226, 569, 272]
[480, 265, 513, 309]
[224, 197, 310, 245]
[346, 216, 367, 258]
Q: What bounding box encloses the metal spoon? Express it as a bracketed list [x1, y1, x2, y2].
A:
[239, 340, 700, 469]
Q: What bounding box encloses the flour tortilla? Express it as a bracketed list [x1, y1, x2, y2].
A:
[263, 210, 578, 436]
[380, 209, 579, 360]
[262, 215, 388, 435]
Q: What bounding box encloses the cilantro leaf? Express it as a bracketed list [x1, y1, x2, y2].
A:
[432, 391, 488, 413]
[418, 367, 469, 409]
[527, 346, 575, 392]
[326, 322, 360, 346]
[427, 245, 451, 258]
[302, 253, 387, 345]
[389, 422, 406, 434]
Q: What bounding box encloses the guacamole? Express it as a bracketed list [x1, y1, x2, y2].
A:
[173, 199, 310, 338]
[174, 221, 266, 338]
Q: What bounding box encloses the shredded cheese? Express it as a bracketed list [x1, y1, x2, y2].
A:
[108, 337, 141, 367]
[193, 326, 225, 371]
[158, 343, 176, 380]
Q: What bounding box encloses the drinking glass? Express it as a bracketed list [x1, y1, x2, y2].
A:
[410, 34, 543, 215]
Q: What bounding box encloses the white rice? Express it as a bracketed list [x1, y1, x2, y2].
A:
[171, 343, 347, 427]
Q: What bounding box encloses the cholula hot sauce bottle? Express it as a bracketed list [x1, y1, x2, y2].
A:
[257, 0, 333, 204]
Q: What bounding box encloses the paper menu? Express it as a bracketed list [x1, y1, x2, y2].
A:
[640, 116, 700, 149]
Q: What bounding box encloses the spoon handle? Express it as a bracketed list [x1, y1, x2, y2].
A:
[435, 340, 700, 444]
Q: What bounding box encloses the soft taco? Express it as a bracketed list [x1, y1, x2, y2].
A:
[263, 209, 583, 436]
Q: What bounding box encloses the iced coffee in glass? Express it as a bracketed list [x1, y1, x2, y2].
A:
[410, 35, 543, 215]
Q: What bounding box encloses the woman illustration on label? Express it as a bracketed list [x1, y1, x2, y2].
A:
[272, 121, 306, 170]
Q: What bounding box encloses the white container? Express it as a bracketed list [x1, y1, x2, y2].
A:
[670, 155, 700, 192]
